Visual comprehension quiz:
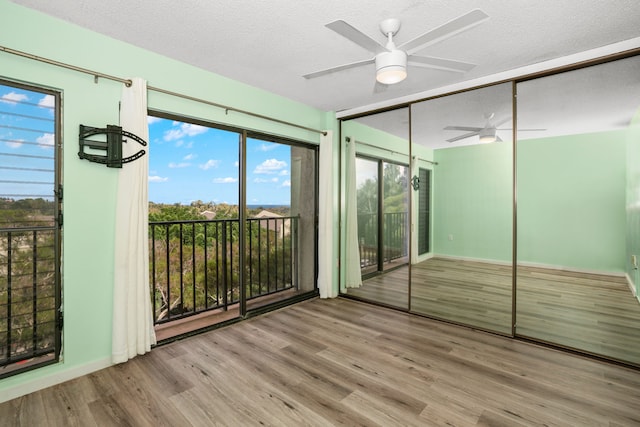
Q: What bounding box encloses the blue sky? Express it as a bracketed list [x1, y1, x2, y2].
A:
[0, 84, 56, 201]
[0, 83, 291, 207]
[148, 116, 291, 206]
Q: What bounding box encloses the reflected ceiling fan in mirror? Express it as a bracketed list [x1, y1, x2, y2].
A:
[303, 9, 490, 92]
[445, 113, 546, 143]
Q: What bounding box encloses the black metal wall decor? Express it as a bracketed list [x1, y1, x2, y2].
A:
[411, 175, 420, 190]
[78, 124, 146, 168]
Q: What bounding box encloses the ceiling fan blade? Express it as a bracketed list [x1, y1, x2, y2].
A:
[496, 128, 547, 131]
[444, 125, 483, 132]
[326, 20, 387, 54]
[399, 9, 490, 55]
[447, 131, 479, 143]
[409, 55, 476, 73]
[303, 58, 374, 79]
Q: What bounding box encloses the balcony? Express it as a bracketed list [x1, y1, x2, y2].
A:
[149, 216, 302, 339]
[0, 226, 59, 375]
[358, 211, 408, 275]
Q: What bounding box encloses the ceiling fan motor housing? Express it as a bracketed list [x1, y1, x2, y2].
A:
[479, 126, 497, 143]
[375, 49, 408, 84]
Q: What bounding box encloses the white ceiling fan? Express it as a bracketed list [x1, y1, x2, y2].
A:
[445, 113, 546, 143]
[303, 9, 489, 90]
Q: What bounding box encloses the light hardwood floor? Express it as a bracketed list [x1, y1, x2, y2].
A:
[411, 258, 513, 334]
[345, 266, 409, 309]
[2, 297, 640, 426]
[351, 257, 640, 364]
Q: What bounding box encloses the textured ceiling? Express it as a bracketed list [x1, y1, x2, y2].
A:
[8, 0, 640, 114]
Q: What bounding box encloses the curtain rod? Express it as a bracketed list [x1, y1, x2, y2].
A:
[1, 45, 326, 136]
[412, 155, 438, 166]
[349, 138, 406, 156]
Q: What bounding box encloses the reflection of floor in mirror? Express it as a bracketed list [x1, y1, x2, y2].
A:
[410, 257, 640, 364]
[411, 257, 513, 334]
[345, 265, 409, 309]
[516, 265, 640, 364]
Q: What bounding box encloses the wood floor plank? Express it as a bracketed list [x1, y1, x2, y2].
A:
[2, 298, 640, 426]
[346, 257, 640, 363]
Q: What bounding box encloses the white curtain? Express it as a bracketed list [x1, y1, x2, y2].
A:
[317, 130, 337, 298]
[410, 155, 419, 264]
[112, 77, 156, 363]
[344, 138, 362, 289]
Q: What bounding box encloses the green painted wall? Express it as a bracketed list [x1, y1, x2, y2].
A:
[626, 108, 640, 297]
[432, 141, 513, 262]
[0, 0, 332, 399]
[341, 120, 410, 162]
[517, 131, 626, 272]
[431, 130, 628, 273]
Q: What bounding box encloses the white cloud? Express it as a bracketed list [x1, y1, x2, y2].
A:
[282, 180, 291, 187]
[164, 123, 208, 141]
[38, 95, 54, 109]
[1, 92, 28, 105]
[199, 159, 220, 170]
[5, 139, 24, 148]
[147, 116, 161, 125]
[213, 177, 238, 184]
[254, 158, 287, 174]
[234, 161, 239, 167]
[37, 133, 54, 149]
[253, 177, 280, 184]
[183, 153, 196, 160]
[279, 169, 289, 176]
[175, 140, 184, 147]
[168, 162, 191, 168]
[149, 176, 169, 183]
[257, 143, 277, 152]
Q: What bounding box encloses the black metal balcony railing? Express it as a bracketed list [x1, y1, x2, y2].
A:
[150, 216, 298, 324]
[0, 227, 58, 369]
[358, 212, 408, 270]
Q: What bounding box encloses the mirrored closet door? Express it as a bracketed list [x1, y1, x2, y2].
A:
[515, 55, 640, 364]
[340, 108, 410, 309]
[410, 83, 513, 334]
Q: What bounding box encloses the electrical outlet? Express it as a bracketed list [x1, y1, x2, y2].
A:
[448, 234, 454, 241]
[632, 255, 638, 269]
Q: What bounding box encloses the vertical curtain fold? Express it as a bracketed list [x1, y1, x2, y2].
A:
[344, 138, 362, 288]
[317, 130, 336, 298]
[112, 77, 156, 364]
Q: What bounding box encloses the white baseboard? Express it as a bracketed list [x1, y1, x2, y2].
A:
[0, 357, 113, 404]
[516, 260, 626, 278]
[433, 253, 512, 267]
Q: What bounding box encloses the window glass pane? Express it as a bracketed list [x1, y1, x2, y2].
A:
[245, 137, 317, 311]
[356, 157, 379, 274]
[147, 116, 241, 327]
[0, 82, 59, 377]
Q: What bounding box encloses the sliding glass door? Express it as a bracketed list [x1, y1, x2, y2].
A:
[244, 136, 318, 313]
[148, 114, 318, 335]
[355, 157, 409, 277]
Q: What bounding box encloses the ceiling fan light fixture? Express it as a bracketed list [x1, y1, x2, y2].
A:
[375, 50, 407, 84]
[479, 127, 497, 143]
